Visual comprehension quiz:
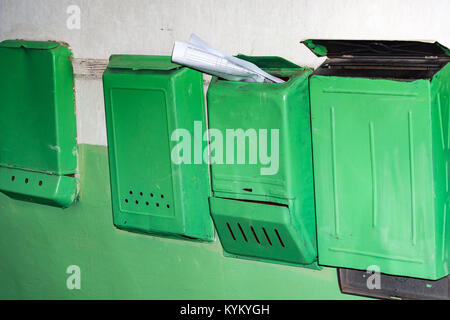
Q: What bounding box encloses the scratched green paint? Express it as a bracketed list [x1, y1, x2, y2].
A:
[207, 56, 317, 268]
[0, 144, 364, 299]
[103, 55, 214, 240]
[302, 40, 328, 56]
[0, 40, 78, 208]
[310, 63, 450, 280]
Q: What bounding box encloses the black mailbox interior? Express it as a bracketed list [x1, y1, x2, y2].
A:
[303, 40, 450, 80]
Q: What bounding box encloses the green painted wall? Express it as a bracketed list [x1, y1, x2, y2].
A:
[0, 144, 363, 299]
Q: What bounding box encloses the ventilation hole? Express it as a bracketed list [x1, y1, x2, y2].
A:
[166, 204, 170, 208]
[38, 181, 43, 186]
[11, 176, 15, 182]
[161, 194, 164, 199]
[250, 226, 260, 244]
[262, 227, 272, 246]
[156, 203, 159, 207]
[124, 221, 127, 225]
[226, 223, 236, 240]
[25, 178, 29, 184]
[237, 223, 248, 242]
[140, 192, 143, 196]
[135, 200, 139, 204]
[145, 201, 149, 206]
[125, 199, 128, 203]
[129, 190, 133, 195]
[274, 229, 285, 248]
[243, 188, 253, 192]
[150, 193, 154, 197]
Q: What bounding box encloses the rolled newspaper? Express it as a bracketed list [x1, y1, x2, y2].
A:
[172, 34, 284, 83]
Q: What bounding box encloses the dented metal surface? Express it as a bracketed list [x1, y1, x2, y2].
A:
[308, 39, 450, 280]
[102, 54, 214, 240]
[207, 56, 318, 268]
[0, 40, 78, 208]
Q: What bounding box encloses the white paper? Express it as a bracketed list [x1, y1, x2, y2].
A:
[172, 34, 284, 83]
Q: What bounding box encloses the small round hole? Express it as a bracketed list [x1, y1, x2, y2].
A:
[38, 181, 43, 186]
[145, 201, 149, 206]
[129, 190, 133, 195]
[124, 221, 127, 225]
[150, 193, 154, 197]
[140, 192, 143, 196]
[125, 199, 128, 203]
[161, 194, 164, 199]
[11, 176, 15, 182]
[25, 178, 29, 184]
[166, 204, 170, 208]
[135, 200, 139, 204]
[156, 203, 159, 207]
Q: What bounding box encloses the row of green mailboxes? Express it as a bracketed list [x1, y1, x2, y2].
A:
[0, 39, 449, 280]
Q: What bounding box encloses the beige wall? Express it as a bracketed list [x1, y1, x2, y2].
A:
[1, 0, 449, 145]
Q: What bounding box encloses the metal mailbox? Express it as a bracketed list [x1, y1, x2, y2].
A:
[207, 55, 318, 267]
[0, 40, 78, 208]
[103, 55, 214, 240]
[305, 40, 450, 280]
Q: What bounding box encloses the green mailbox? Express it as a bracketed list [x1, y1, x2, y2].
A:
[208, 56, 318, 267]
[0, 40, 78, 208]
[305, 40, 450, 280]
[103, 55, 214, 240]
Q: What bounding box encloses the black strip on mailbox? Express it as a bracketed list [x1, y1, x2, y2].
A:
[338, 268, 450, 300]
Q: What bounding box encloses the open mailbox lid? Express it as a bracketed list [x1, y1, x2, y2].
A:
[303, 39, 450, 58]
[302, 39, 450, 79]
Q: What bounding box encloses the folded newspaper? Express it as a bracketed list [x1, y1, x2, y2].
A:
[172, 34, 284, 83]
